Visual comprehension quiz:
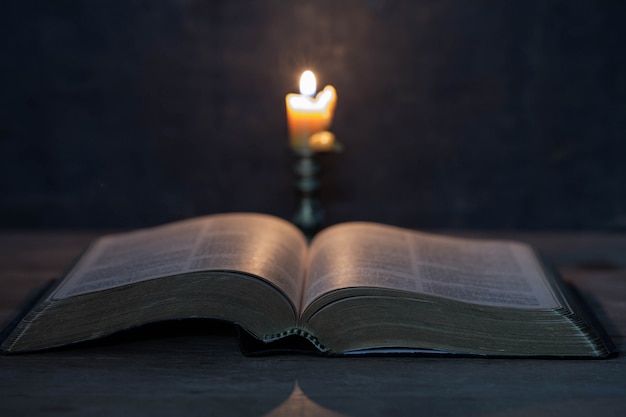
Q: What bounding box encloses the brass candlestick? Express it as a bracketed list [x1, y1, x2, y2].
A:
[292, 132, 341, 239]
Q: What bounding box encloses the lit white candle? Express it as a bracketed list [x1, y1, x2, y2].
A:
[285, 70, 337, 151]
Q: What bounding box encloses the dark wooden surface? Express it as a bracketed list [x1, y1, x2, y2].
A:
[1, 231, 625, 416]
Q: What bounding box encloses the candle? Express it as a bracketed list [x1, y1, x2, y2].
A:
[285, 70, 337, 151]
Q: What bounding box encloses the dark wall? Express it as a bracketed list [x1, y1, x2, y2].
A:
[1, 0, 625, 230]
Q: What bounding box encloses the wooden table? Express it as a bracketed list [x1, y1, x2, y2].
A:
[1, 231, 625, 416]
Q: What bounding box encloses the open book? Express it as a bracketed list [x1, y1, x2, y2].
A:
[0, 213, 615, 357]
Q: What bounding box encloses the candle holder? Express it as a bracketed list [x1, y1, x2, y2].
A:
[291, 134, 341, 240]
[292, 148, 323, 239]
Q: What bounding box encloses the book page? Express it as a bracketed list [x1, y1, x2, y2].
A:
[303, 222, 561, 311]
[51, 213, 307, 305]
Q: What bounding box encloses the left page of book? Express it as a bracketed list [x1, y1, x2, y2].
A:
[50, 213, 308, 306]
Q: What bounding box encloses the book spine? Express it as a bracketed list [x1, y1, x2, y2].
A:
[265, 328, 330, 353]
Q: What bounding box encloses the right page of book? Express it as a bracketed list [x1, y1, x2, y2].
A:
[302, 222, 561, 312]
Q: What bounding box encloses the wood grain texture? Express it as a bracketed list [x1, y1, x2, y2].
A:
[0, 231, 625, 417]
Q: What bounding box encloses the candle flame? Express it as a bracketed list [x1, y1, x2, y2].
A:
[299, 70, 316, 97]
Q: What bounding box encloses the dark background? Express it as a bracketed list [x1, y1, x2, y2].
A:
[1, 0, 625, 230]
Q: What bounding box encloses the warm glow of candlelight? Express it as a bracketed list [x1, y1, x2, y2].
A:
[286, 70, 337, 151]
[308, 131, 336, 152]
